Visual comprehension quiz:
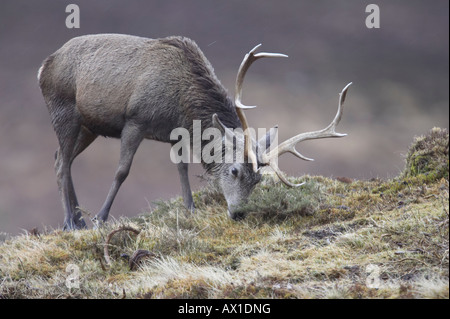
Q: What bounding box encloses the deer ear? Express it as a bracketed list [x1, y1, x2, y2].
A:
[257, 125, 278, 154]
[212, 114, 236, 142]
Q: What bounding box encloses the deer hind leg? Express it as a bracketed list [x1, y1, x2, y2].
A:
[93, 123, 144, 225]
[55, 121, 97, 230]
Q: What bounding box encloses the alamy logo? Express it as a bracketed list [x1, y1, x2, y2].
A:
[169, 121, 278, 165]
[65, 4, 80, 29]
[365, 264, 381, 288]
[365, 4, 380, 29]
[65, 264, 80, 289]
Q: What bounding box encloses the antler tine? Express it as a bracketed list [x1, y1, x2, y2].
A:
[235, 44, 288, 109]
[235, 44, 288, 172]
[261, 82, 352, 187]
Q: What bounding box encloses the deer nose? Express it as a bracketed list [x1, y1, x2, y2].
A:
[227, 210, 245, 221]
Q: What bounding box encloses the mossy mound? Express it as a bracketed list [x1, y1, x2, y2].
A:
[402, 127, 449, 181]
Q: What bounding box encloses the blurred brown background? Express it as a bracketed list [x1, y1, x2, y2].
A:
[0, 0, 448, 234]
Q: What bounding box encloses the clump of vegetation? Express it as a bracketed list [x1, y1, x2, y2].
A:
[239, 177, 322, 220]
[402, 127, 449, 181]
[0, 129, 448, 299]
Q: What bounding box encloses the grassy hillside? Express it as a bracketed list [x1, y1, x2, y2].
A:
[0, 128, 448, 299]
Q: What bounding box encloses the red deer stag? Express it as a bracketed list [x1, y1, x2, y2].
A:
[38, 34, 351, 230]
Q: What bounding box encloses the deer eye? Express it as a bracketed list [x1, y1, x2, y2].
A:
[231, 167, 239, 177]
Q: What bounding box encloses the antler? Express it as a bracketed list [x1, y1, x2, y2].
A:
[235, 44, 288, 172]
[260, 82, 352, 187]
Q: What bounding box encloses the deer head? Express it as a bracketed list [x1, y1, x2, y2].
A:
[211, 44, 352, 219]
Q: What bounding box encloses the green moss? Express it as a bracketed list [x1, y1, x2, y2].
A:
[402, 127, 449, 181]
[239, 177, 322, 220]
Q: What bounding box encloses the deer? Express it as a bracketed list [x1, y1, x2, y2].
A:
[38, 34, 351, 230]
